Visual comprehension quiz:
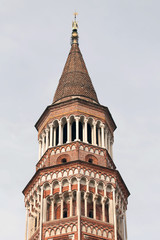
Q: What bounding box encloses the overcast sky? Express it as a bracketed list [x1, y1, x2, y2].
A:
[0, 0, 160, 239]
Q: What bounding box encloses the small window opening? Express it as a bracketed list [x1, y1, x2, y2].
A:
[88, 158, 93, 164]
[62, 158, 67, 164]
[63, 209, 67, 218]
[89, 210, 93, 218]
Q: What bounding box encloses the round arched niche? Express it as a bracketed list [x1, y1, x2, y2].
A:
[85, 154, 98, 165]
[56, 154, 70, 165]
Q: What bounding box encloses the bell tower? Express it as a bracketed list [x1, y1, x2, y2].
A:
[23, 15, 130, 240]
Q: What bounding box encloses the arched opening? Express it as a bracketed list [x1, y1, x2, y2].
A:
[56, 126, 59, 145]
[79, 121, 83, 141]
[87, 123, 92, 144]
[89, 210, 93, 218]
[87, 193, 93, 218]
[73, 191, 77, 216]
[63, 209, 67, 218]
[105, 201, 109, 222]
[34, 217, 37, 230]
[81, 192, 85, 216]
[46, 199, 51, 221]
[72, 121, 76, 141]
[63, 123, 67, 144]
[62, 158, 67, 164]
[88, 158, 93, 164]
[96, 127, 98, 145]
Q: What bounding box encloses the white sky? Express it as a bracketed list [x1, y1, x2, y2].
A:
[0, 0, 160, 239]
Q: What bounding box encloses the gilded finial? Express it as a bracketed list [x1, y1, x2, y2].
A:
[71, 12, 79, 45]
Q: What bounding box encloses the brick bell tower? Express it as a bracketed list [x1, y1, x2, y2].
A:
[23, 14, 130, 240]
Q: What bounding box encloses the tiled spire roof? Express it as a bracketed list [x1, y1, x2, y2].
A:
[53, 16, 99, 104]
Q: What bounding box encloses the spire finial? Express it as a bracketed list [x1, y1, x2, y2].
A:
[71, 12, 79, 45]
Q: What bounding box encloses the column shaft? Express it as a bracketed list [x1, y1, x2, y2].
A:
[93, 198, 96, 219]
[53, 128, 56, 146]
[38, 139, 42, 160]
[49, 124, 53, 147]
[67, 119, 70, 143]
[84, 119, 88, 143]
[45, 129, 49, 150]
[75, 117, 80, 141]
[101, 124, 105, 148]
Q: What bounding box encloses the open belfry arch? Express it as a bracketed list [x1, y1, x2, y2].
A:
[23, 14, 130, 240]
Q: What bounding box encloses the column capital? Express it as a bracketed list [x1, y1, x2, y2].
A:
[93, 194, 98, 201]
[38, 138, 42, 143]
[45, 127, 49, 133]
[92, 120, 97, 126]
[42, 132, 45, 138]
[84, 191, 89, 199]
[84, 118, 88, 123]
[102, 197, 107, 204]
[49, 122, 53, 127]
[100, 123, 105, 128]
[75, 116, 80, 120]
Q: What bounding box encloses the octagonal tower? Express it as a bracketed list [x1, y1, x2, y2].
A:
[23, 15, 130, 240]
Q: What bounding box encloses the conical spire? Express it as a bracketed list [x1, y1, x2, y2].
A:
[53, 14, 99, 104]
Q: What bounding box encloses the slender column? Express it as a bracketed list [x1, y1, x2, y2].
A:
[39, 187, 43, 240]
[101, 123, 105, 148]
[86, 180, 89, 192]
[107, 132, 111, 154]
[98, 128, 101, 146]
[52, 199, 55, 220]
[49, 123, 53, 147]
[82, 122, 85, 142]
[60, 195, 63, 219]
[25, 208, 28, 240]
[38, 139, 42, 160]
[109, 198, 114, 224]
[75, 117, 80, 141]
[67, 118, 71, 143]
[104, 128, 108, 149]
[91, 124, 94, 144]
[58, 121, 62, 145]
[84, 118, 88, 143]
[45, 128, 49, 151]
[124, 211, 128, 240]
[113, 189, 117, 240]
[53, 127, 56, 146]
[69, 193, 73, 217]
[42, 133, 45, 155]
[93, 196, 97, 219]
[93, 121, 97, 145]
[77, 179, 81, 240]
[110, 137, 114, 159]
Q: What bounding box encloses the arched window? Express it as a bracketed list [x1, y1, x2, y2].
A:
[56, 126, 59, 145]
[79, 121, 83, 141]
[62, 158, 67, 164]
[89, 210, 93, 218]
[88, 158, 93, 164]
[63, 123, 67, 144]
[72, 121, 76, 141]
[87, 123, 92, 144]
[96, 127, 98, 145]
[63, 209, 67, 218]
